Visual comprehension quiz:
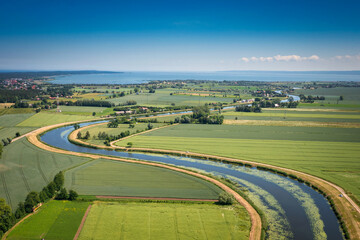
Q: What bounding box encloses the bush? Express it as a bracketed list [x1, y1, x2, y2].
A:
[68, 190, 78, 201]
[56, 188, 68, 200]
[218, 192, 233, 205]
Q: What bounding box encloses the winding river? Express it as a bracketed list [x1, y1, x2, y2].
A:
[41, 121, 343, 240]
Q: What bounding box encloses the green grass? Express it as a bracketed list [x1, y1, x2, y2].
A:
[78, 202, 250, 240]
[65, 159, 222, 199]
[17, 112, 99, 127]
[294, 87, 360, 104]
[108, 89, 233, 107]
[0, 113, 37, 139]
[116, 124, 360, 201]
[7, 200, 89, 240]
[80, 122, 167, 146]
[222, 111, 360, 120]
[49, 106, 110, 116]
[0, 108, 35, 115]
[0, 138, 90, 210]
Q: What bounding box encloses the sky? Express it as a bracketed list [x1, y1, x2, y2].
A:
[0, 0, 359, 71]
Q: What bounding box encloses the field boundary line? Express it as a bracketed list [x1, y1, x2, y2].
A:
[73, 204, 92, 240]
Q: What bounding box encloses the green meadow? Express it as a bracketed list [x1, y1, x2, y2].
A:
[7, 200, 89, 240]
[0, 113, 37, 140]
[108, 89, 233, 107]
[17, 112, 99, 127]
[78, 202, 250, 240]
[79, 122, 167, 146]
[65, 159, 222, 199]
[116, 124, 360, 202]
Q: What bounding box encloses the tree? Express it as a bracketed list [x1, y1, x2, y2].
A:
[339, 95, 344, 101]
[218, 192, 233, 205]
[53, 171, 64, 191]
[46, 182, 56, 197]
[77, 132, 82, 139]
[0, 198, 14, 235]
[129, 124, 135, 128]
[147, 123, 153, 130]
[84, 131, 90, 140]
[14, 202, 26, 219]
[15, 132, 20, 138]
[127, 142, 133, 148]
[24, 192, 40, 213]
[56, 188, 68, 200]
[73, 123, 80, 130]
[92, 112, 96, 116]
[68, 190, 78, 201]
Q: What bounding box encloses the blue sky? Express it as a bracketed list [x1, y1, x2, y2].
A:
[0, 0, 359, 71]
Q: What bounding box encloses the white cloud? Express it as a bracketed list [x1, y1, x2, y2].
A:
[241, 57, 249, 63]
[241, 54, 320, 63]
[331, 54, 360, 61]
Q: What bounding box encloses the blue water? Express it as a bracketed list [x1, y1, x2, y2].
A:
[50, 71, 360, 84]
[40, 121, 343, 240]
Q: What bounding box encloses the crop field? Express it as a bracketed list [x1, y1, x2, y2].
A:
[65, 159, 222, 199]
[17, 112, 99, 127]
[49, 106, 108, 113]
[0, 138, 90, 209]
[0, 108, 35, 115]
[294, 87, 360, 104]
[7, 200, 89, 240]
[79, 122, 167, 146]
[108, 89, 233, 107]
[78, 202, 250, 240]
[0, 113, 37, 139]
[116, 124, 360, 201]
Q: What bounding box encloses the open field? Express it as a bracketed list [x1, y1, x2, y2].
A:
[79, 122, 167, 146]
[7, 200, 89, 240]
[65, 159, 222, 199]
[108, 89, 233, 107]
[294, 87, 360, 104]
[0, 108, 35, 115]
[17, 112, 99, 127]
[0, 138, 90, 209]
[0, 103, 14, 109]
[115, 124, 360, 201]
[0, 113, 37, 140]
[78, 201, 250, 240]
[49, 106, 109, 113]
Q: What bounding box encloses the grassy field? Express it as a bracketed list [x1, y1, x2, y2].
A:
[79, 122, 167, 146]
[0, 108, 35, 115]
[115, 124, 360, 202]
[7, 200, 89, 240]
[294, 87, 360, 105]
[78, 202, 250, 240]
[108, 89, 233, 107]
[17, 112, 99, 127]
[48, 106, 112, 117]
[65, 159, 222, 199]
[0, 113, 37, 140]
[0, 138, 90, 209]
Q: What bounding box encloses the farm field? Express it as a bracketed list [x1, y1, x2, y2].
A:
[7, 200, 89, 240]
[294, 87, 360, 105]
[64, 159, 223, 199]
[0, 108, 35, 115]
[0, 138, 90, 209]
[17, 112, 100, 127]
[108, 88, 233, 107]
[79, 122, 168, 146]
[49, 106, 112, 116]
[115, 124, 360, 202]
[0, 113, 37, 140]
[78, 202, 250, 240]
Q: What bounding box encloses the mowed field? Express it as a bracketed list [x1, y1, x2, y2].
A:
[49, 106, 114, 116]
[115, 124, 360, 202]
[7, 200, 89, 240]
[65, 159, 222, 199]
[108, 89, 233, 107]
[79, 122, 168, 146]
[78, 202, 250, 240]
[0, 138, 90, 209]
[17, 112, 99, 127]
